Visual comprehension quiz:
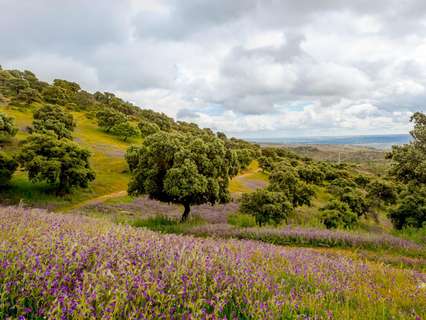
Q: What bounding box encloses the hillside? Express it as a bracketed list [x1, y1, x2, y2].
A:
[0, 68, 258, 210]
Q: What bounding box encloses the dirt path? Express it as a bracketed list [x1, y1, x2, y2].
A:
[66, 190, 127, 211]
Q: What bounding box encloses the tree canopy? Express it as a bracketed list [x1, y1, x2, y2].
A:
[127, 131, 236, 221]
[17, 133, 95, 194]
[0, 152, 17, 186]
[110, 121, 139, 141]
[32, 105, 76, 139]
[240, 189, 292, 226]
[0, 112, 18, 139]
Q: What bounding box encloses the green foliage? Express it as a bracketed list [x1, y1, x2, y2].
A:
[268, 165, 315, 207]
[96, 109, 127, 132]
[240, 189, 293, 226]
[367, 180, 396, 205]
[127, 131, 234, 221]
[354, 174, 370, 187]
[125, 145, 141, 172]
[138, 119, 160, 138]
[389, 185, 426, 229]
[0, 152, 17, 186]
[17, 133, 95, 194]
[32, 105, 76, 139]
[340, 191, 369, 217]
[234, 148, 254, 170]
[12, 87, 42, 105]
[110, 122, 139, 141]
[41, 85, 69, 105]
[297, 165, 325, 184]
[53, 79, 81, 93]
[139, 109, 174, 131]
[389, 112, 426, 183]
[320, 200, 358, 229]
[0, 112, 18, 140]
[227, 213, 257, 228]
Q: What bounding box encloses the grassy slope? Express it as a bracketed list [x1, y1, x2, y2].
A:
[0, 106, 141, 210]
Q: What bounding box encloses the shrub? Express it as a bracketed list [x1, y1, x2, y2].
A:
[32, 105, 75, 139]
[110, 121, 139, 141]
[0, 112, 18, 140]
[138, 119, 160, 138]
[340, 191, 369, 217]
[96, 109, 127, 132]
[367, 180, 396, 205]
[320, 200, 358, 229]
[0, 152, 17, 186]
[389, 186, 426, 229]
[18, 133, 95, 194]
[297, 165, 325, 185]
[240, 189, 292, 226]
[268, 166, 315, 207]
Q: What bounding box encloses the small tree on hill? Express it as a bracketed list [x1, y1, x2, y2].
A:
[268, 165, 315, 207]
[320, 200, 358, 229]
[240, 189, 292, 226]
[127, 131, 235, 222]
[0, 152, 17, 186]
[96, 109, 127, 132]
[389, 112, 426, 183]
[389, 184, 426, 229]
[18, 133, 95, 194]
[110, 122, 139, 141]
[138, 120, 160, 138]
[32, 105, 76, 139]
[0, 112, 18, 140]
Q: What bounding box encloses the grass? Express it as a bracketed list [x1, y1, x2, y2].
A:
[227, 212, 257, 228]
[229, 160, 268, 193]
[394, 225, 426, 245]
[129, 215, 206, 234]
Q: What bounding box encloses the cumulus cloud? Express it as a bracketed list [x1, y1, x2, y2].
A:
[1, 0, 426, 137]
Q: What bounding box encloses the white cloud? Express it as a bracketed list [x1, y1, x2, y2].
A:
[1, 0, 426, 137]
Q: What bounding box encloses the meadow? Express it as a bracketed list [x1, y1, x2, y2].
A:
[1, 206, 425, 319]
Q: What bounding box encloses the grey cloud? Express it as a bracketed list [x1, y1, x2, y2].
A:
[2, 0, 426, 136]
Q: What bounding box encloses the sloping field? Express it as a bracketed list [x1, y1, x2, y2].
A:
[0, 207, 424, 319]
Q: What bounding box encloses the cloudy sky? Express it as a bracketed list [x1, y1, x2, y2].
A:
[2, 0, 426, 138]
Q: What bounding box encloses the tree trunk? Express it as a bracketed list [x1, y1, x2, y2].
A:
[181, 203, 190, 223]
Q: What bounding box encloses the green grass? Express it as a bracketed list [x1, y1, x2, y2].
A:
[227, 213, 257, 228]
[394, 225, 426, 245]
[130, 215, 206, 233]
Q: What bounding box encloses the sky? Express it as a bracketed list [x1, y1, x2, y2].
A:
[1, 0, 426, 138]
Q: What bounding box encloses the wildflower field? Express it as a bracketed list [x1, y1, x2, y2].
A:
[0, 207, 425, 319]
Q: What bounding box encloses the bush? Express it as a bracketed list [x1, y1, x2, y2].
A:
[367, 180, 396, 205]
[32, 105, 75, 139]
[110, 121, 139, 141]
[18, 133, 95, 194]
[389, 186, 426, 229]
[138, 120, 160, 138]
[240, 189, 292, 226]
[96, 109, 127, 132]
[227, 213, 257, 228]
[340, 191, 369, 217]
[297, 165, 325, 185]
[320, 200, 358, 229]
[0, 112, 18, 140]
[0, 152, 17, 186]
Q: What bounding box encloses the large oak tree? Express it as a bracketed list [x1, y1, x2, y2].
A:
[126, 131, 236, 222]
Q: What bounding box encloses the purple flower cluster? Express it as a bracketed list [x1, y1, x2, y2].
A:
[0, 207, 424, 319]
[188, 224, 423, 252]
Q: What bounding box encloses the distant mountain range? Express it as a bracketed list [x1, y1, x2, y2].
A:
[248, 134, 411, 150]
